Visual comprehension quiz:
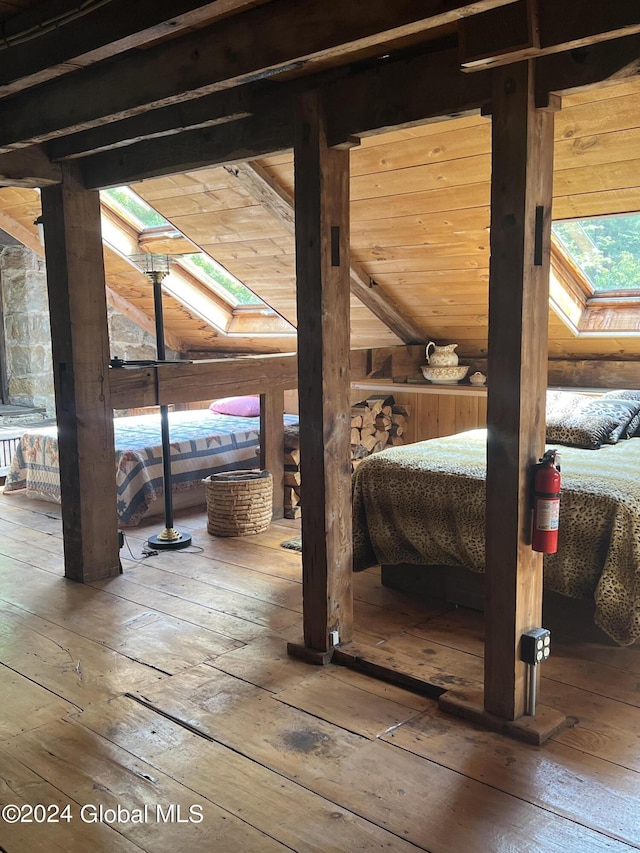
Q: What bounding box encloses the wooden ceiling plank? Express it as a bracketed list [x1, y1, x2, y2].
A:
[352, 185, 491, 222]
[349, 122, 492, 178]
[553, 187, 640, 219]
[225, 160, 425, 343]
[0, 0, 520, 150]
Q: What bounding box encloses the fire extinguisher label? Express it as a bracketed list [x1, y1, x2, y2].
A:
[536, 499, 560, 531]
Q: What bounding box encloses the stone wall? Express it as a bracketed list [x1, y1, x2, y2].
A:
[0, 246, 170, 416]
[0, 248, 53, 413]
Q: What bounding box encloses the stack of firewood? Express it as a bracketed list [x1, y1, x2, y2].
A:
[283, 396, 410, 518]
[350, 395, 410, 471]
[283, 425, 302, 519]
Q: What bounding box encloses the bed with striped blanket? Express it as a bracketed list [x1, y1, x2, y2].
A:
[3, 409, 298, 526]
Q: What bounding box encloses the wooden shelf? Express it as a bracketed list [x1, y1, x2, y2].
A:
[352, 380, 487, 397]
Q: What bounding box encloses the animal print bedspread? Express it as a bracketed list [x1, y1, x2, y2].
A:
[352, 429, 640, 646]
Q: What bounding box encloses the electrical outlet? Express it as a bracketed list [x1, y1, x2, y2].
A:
[521, 628, 551, 665]
[329, 630, 340, 647]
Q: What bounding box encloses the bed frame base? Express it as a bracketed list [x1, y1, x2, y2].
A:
[381, 563, 484, 610]
[440, 689, 568, 745]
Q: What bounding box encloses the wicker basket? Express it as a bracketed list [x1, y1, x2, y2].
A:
[204, 469, 273, 536]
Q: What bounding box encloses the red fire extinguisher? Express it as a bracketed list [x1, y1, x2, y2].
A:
[532, 449, 561, 554]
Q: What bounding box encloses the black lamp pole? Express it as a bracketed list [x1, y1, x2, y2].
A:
[134, 255, 191, 550]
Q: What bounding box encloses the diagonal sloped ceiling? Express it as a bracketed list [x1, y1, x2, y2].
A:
[258, 79, 640, 360]
[130, 167, 405, 350]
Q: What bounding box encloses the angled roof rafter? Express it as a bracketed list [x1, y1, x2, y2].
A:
[224, 160, 425, 343]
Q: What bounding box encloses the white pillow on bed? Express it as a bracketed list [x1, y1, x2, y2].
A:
[210, 396, 260, 417]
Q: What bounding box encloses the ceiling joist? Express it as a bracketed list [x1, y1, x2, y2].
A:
[66, 32, 640, 191]
[460, 0, 640, 69]
[0, 0, 521, 151]
[80, 112, 294, 189]
[0, 0, 263, 96]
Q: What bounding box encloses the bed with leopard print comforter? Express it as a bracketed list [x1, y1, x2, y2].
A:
[352, 428, 640, 646]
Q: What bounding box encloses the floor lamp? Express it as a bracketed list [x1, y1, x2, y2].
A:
[130, 253, 192, 550]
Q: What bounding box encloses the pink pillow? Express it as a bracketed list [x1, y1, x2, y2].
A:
[210, 395, 260, 417]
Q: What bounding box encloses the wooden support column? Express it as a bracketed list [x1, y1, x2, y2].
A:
[288, 90, 353, 660]
[441, 61, 567, 742]
[260, 389, 285, 520]
[484, 62, 554, 719]
[41, 163, 120, 583]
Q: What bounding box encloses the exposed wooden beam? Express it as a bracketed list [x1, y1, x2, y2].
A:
[0, 1, 263, 96]
[484, 61, 554, 719]
[260, 389, 285, 520]
[442, 60, 567, 740]
[326, 34, 640, 145]
[461, 0, 640, 69]
[41, 163, 120, 583]
[0, 144, 60, 187]
[47, 90, 257, 161]
[343, 263, 424, 344]
[535, 31, 640, 102]
[225, 161, 424, 343]
[79, 114, 294, 190]
[0, 0, 520, 150]
[290, 90, 353, 656]
[34, 28, 640, 189]
[326, 46, 491, 146]
[108, 353, 298, 410]
[225, 161, 296, 227]
[44, 30, 640, 187]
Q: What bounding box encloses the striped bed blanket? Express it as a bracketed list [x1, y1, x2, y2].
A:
[3, 409, 298, 527]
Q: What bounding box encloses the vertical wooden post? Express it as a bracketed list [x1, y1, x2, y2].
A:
[290, 89, 353, 657]
[260, 388, 285, 520]
[41, 163, 120, 583]
[484, 61, 555, 719]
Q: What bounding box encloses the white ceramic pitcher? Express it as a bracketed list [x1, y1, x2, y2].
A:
[425, 342, 459, 366]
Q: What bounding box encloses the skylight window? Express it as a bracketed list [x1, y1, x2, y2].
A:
[101, 185, 263, 306]
[180, 253, 262, 306]
[102, 186, 168, 229]
[552, 214, 640, 294]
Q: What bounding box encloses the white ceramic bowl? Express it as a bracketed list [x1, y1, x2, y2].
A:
[469, 372, 487, 386]
[421, 364, 469, 384]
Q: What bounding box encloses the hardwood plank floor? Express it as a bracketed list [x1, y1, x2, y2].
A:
[0, 493, 639, 852]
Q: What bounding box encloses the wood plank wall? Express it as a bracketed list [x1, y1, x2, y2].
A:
[351, 385, 487, 444]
